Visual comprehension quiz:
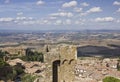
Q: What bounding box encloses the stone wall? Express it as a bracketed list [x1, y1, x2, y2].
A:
[0, 47, 26, 56]
[59, 45, 77, 82]
[44, 45, 77, 82]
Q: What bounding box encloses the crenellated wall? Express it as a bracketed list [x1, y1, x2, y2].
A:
[59, 46, 77, 82]
[44, 45, 77, 82]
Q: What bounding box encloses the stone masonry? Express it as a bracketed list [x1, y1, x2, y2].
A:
[44, 45, 77, 82]
[52, 45, 77, 82]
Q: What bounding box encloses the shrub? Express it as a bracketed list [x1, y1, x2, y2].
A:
[20, 51, 44, 62]
[21, 74, 38, 82]
[103, 76, 120, 82]
[0, 58, 9, 67]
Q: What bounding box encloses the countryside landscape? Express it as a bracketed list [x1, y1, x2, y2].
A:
[0, 0, 120, 82]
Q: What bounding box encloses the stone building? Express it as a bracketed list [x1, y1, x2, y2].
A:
[52, 45, 77, 82]
[0, 47, 26, 56]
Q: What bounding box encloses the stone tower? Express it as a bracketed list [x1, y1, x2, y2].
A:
[52, 45, 77, 82]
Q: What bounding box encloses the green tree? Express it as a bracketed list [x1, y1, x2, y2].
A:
[13, 63, 25, 75]
[103, 76, 120, 82]
[20, 51, 44, 62]
[0, 58, 9, 67]
[21, 74, 38, 82]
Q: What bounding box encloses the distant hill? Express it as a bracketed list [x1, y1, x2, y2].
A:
[77, 45, 120, 57]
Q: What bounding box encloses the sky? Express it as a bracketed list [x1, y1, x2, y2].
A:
[0, 0, 120, 30]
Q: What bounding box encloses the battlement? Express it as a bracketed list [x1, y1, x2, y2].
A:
[52, 45, 77, 82]
[60, 45, 77, 64]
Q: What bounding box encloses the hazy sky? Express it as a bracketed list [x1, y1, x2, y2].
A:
[0, 0, 120, 30]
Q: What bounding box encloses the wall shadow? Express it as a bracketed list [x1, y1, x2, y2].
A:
[52, 60, 60, 82]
